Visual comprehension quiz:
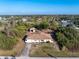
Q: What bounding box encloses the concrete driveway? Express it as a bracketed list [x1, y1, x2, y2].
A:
[21, 43, 32, 57]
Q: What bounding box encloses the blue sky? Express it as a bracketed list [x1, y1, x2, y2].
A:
[0, 0, 79, 15]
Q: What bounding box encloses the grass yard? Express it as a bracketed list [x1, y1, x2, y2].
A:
[29, 43, 79, 57]
[0, 39, 25, 56]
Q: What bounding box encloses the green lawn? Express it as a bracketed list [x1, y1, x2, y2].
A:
[30, 43, 79, 57]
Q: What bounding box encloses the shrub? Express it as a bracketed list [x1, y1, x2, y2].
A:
[55, 27, 79, 51]
[0, 32, 17, 50]
[34, 21, 49, 30]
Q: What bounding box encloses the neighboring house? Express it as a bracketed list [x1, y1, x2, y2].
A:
[60, 20, 79, 29]
[22, 18, 27, 22]
[0, 17, 8, 23]
[22, 17, 31, 22]
[0, 17, 2, 20]
[3, 17, 7, 20]
[25, 28, 53, 43]
[61, 20, 73, 27]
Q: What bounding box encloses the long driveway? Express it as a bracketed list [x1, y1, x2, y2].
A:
[21, 43, 32, 57]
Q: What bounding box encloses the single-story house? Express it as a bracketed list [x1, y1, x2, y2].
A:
[22, 18, 27, 22]
[25, 28, 53, 43]
[61, 20, 73, 27]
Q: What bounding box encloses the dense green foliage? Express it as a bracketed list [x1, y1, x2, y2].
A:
[12, 22, 30, 37]
[0, 32, 17, 50]
[55, 27, 79, 51]
[34, 21, 49, 30]
[0, 22, 2, 26]
[49, 20, 59, 30]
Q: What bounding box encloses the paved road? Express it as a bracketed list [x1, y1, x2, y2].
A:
[18, 57, 79, 59]
[0, 56, 79, 59]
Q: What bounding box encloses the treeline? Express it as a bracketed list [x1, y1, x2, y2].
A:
[55, 27, 79, 51]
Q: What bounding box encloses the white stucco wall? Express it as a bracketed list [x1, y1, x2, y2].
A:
[25, 39, 53, 43]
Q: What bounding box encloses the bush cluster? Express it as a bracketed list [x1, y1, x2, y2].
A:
[55, 27, 79, 51]
[0, 32, 17, 50]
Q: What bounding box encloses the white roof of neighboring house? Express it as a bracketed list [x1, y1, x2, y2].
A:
[0, 17, 2, 20]
[22, 18, 27, 22]
[61, 20, 72, 26]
